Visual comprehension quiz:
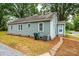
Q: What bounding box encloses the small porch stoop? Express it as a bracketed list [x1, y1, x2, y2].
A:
[39, 37, 64, 56]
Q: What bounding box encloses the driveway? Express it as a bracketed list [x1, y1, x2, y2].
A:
[0, 43, 25, 56]
[71, 31, 79, 35]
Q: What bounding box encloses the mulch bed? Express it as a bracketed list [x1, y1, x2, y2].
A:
[55, 38, 79, 56]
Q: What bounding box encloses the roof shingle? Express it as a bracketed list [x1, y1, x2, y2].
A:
[8, 12, 56, 25]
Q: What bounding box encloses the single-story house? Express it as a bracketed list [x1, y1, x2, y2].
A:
[8, 12, 65, 40]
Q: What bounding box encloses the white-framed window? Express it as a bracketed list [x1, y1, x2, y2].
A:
[38, 22, 44, 32]
[20, 25, 22, 30]
[18, 24, 22, 30]
[11, 25, 13, 30]
[18, 25, 20, 30]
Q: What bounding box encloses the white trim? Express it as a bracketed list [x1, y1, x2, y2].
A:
[38, 22, 44, 32]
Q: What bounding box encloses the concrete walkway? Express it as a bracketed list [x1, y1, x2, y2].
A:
[39, 52, 51, 56]
[0, 43, 25, 56]
[40, 37, 63, 56]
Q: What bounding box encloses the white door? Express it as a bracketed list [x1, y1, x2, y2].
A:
[58, 24, 64, 35]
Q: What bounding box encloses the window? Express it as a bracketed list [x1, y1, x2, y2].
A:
[59, 29, 62, 32]
[38, 22, 44, 32]
[18, 25, 20, 30]
[11, 25, 13, 30]
[28, 24, 30, 28]
[18, 25, 22, 30]
[20, 25, 22, 30]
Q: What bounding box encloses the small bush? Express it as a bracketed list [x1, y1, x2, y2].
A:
[0, 26, 7, 31]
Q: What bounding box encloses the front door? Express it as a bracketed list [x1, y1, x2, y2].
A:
[58, 24, 64, 36]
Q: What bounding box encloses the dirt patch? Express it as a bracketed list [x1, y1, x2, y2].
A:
[55, 38, 79, 56]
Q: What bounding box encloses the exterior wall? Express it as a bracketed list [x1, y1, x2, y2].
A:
[8, 21, 50, 37]
[8, 13, 58, 40]
[50, 13, 58, 39]
[57, 21, 65, 36]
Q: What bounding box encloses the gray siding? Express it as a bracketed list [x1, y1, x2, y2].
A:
[8, 21, 50, 37]
[50, 13, 58, 39]
[8, 13, 58, 39]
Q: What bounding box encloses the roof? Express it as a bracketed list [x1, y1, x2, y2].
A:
[8, 12, 56, 25]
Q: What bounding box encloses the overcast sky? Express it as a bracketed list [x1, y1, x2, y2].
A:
[37, 4, 42, 11]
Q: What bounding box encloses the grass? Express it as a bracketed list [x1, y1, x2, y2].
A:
[65, 34, 79, 41]
[65, 31, 72, 34]
[65, 31, 79, 40]
[65, 30, 79, 40]
[0, 31, 57, 56]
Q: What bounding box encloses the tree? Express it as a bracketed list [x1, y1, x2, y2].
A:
[0, 3, 39, 31]
[1, 3, 79, 31]
[65, 22, 74, 31]
[3, 3, 38, 18]
[74, 15, 79, 31]
[41, 3, 79, 21]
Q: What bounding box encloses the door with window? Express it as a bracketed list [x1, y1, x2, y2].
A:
[58, 24, 64, 36]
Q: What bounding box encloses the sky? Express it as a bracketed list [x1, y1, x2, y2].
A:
[37, 4, 42, 12]
[67, 15, 73, 23]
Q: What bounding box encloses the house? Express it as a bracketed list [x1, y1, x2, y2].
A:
[8, 12, 65, 40]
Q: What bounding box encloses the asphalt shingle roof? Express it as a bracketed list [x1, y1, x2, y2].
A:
[8, 12, 56, 25]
